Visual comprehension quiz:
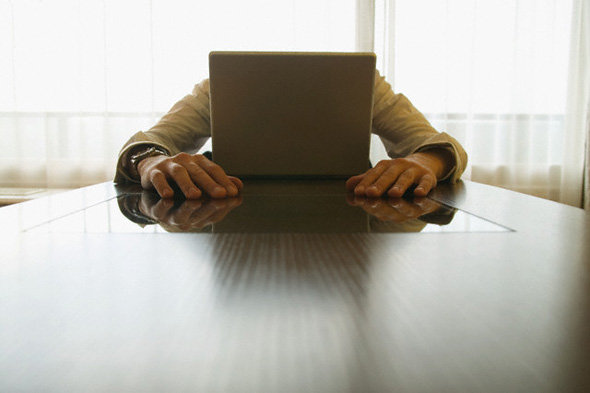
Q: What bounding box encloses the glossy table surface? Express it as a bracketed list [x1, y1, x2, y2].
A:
[1, 180, 589, 392]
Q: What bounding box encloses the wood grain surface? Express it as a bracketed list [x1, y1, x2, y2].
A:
[1, 181, 589, 392]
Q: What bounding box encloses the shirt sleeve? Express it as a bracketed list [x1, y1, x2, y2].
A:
[115, 72, 468, 184]
[114, 79, 213, 183]
[371, 71, 468, 182]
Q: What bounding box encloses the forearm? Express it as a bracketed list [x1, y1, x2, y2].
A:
[406, 148, 456, 181]
[115, 80, 213, 183]
[371, 71, 468, 182]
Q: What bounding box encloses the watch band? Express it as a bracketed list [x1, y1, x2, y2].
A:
[129, 146, 168, 179]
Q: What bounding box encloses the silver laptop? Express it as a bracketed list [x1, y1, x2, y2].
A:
[209, 51, 376, 178]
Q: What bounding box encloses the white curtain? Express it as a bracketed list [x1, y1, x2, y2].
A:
[372, 0, 590, 208]
[570, 0, 590, 210]
[2, 0, 589, 209]
[0, 0, 356, 188]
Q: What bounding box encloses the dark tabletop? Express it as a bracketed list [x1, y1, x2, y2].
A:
[1, 180, 589, 392]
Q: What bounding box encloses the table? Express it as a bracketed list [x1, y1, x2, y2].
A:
[1, 180, 589, 392]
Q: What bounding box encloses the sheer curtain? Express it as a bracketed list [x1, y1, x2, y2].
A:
[0, 0, 356, 189]
[570, 0, 590, 210]
[3, 0, 589, 209]
[372, 0, 589, 208]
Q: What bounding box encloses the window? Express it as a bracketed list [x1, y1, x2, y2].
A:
[0, 0, 356, 187]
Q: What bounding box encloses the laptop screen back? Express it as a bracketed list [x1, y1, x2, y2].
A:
[209, 51, 376, 178]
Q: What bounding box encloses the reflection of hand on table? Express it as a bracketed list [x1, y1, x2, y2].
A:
[137, 191, 242, 232]
[346, 194, 442, 223]
[347, 194, 458, 233]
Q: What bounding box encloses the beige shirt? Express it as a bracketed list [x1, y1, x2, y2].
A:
[115, 71, 467, 183]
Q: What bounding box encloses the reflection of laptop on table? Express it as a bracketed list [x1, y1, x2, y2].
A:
[209, 51, 376, 178]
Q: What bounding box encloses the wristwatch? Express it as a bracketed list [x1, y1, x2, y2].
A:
[129, 146, 168, 178]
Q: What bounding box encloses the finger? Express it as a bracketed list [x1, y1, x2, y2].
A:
[202, 199, 241, 226]
[361, 199, 398, 221]
[150, 198, 175, 219]
[138, 193, 174, 219]
[185, 199, 233, 229]
[193, 196, 242, 225]
[229, 176, 244, 192]
[354, 196, 413, 222]
[196, 157, 241, 197]
[346, 193, 366, 206]
[413, 197, 442, 214]
[167, 200, 204, 228]
[169, 165, 203, 199]
[386, 198, 425, 219]
[387, 169, 418, 198]
[373, 205, 410, 222]
[346, 194, 378, 207]
[365, 165, 407, 197]
[354, 170, 382, 196]
[148, 170, 176, 199]
[346, 174, 364, 191]
[346, 193, 360, 205]
[226, 195, 243, 209]
[183, 162, 231, 198]
[413, 174, 437, 197]
[352, 165, 390, 196]
[168, 163, 218, 199]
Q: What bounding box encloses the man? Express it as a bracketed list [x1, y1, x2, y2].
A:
[115, 71, 467, 198]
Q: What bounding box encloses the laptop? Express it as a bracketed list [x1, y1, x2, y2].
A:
[208, 51, 376, 178]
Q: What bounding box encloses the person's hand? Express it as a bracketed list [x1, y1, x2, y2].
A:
[137, 153, 243, 199]
[138, 192, 243, 232]
[346, 149, 454, 198]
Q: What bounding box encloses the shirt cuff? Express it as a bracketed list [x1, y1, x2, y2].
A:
[115, 142, 171, 184]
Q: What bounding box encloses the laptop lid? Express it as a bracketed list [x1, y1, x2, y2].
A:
[209, 51, 376, 178]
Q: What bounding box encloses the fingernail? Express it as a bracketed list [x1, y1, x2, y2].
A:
[415, 187, 428, 196]
[388, 187, 402, 197]
[355, 186, 365, 195]
[367, 186, 379, 196]
[187, 188, 200, 198]
[213, 186, 226, 197]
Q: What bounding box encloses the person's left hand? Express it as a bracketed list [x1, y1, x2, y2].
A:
[346, 150, 453, 198]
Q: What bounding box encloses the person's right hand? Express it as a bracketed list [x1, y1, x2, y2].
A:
[137, 152, 243, 199]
